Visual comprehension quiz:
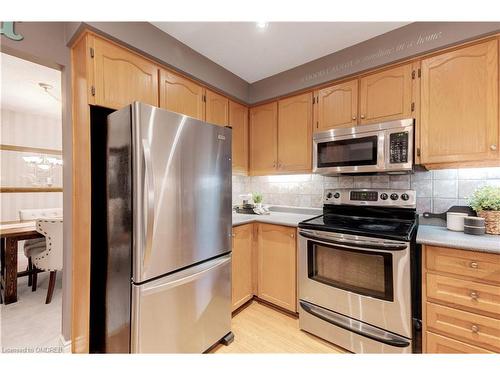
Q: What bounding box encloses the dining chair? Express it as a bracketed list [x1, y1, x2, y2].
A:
[31, 218, 63, 304]
[19, 208, 62, 289]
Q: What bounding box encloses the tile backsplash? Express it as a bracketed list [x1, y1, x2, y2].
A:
[232, 167, 500, 213]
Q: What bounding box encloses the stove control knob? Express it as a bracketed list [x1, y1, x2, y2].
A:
[380, 193, 388, 200]
[333, 192, 340, 199]
[390, 193, 399, 201]
[326, 192, 333, 199]
[401, 193, 410, 201]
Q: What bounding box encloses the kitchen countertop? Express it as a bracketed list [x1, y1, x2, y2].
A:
[232, 206, 321, 227]
[417, 224, 500, 254]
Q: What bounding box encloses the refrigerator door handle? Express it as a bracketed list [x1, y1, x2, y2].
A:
[140, 254, 231, 295]
[142, 139, 155, 268]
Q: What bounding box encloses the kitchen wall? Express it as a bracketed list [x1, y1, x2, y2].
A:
[249, 22, 500, 103]
[232, 167, 500, 214]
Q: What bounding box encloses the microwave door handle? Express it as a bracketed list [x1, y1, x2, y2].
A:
[142, 139, 155, 269]
[299, 231, 408, 251]
[300, 301, 411, 348]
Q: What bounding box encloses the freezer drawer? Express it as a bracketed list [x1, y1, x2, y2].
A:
[131, 254, 231, 353]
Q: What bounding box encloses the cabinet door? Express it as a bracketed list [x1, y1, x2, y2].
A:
[278, 93, 313, 173]
[230, 100, 249, 175]
[232, 224, 254, 311]
[93, 36, 159, 109]
[159, 69, 205, 120]
[257, 224, 296, 312]
[314, 80, 358, 132]
[205, 89, 229, 127]
[426, 332, 493, 354]
[359, 63, 413, 124]
[249, 102, 278, 175]
[420, 40, 499, 164]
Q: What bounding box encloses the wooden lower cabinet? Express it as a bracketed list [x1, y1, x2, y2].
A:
[257, 223, 297, 313]
[231, 224, 254, 311]
[423, 245, 500, 353]
[426, 332, 493, 354]
[231, 223, 298, 314]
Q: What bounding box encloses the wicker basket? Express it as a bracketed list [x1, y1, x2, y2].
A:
[477, 210, 500, 235]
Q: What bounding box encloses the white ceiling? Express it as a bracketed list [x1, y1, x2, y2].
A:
[152, 22, 411, 83]
[1, 53, 62, 118]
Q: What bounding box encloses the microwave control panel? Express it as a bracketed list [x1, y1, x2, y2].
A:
[389, 132, 409, 164]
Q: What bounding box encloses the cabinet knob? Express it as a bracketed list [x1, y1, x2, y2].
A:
[471, 325, 480, 333]
[290, 233, 295, 238]
[491, 144, 498, 151]
[278, 161, 282, 169]
[361, 114, 365, 119]
[470, 291, 479, 300]
[273, 161, 277, 168]
[470, 261, 479, 269]
[352, 116, 357, 121]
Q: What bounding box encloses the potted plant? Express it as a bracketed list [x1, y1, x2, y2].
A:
[467, 185, 500, 235]
[252, 192, 263, 209]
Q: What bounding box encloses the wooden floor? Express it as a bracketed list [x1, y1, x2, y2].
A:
[211, 300, 347, 353]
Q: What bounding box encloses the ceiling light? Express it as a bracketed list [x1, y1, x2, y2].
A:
[256, 22, 268, 29]
[38, 82, 61, 102]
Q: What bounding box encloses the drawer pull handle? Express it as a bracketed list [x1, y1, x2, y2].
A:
[470, 291, 479, 300]
[471, 325, 480, 333]
[470, 261, 479, 269]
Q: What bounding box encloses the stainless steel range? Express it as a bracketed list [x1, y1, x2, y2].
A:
[297, 188, 421, 353]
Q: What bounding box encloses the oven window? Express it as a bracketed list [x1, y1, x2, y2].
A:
[317, 136, 378, 168]
[307, 241, 394, 301]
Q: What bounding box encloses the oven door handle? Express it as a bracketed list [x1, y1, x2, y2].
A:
[300, 301, 411, 348]
[298, 230, 408, 251]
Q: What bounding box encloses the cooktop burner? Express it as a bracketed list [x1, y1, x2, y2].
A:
[298, 188, 418, 241]
[300, 214, 416, 241]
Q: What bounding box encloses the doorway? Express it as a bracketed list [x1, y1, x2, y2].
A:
[0, 52, 64, 352]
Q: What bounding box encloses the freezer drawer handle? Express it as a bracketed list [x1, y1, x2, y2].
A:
[142, 255, 231, 294]
[300, 300, 410, 348]
[142, 139, 155, 267]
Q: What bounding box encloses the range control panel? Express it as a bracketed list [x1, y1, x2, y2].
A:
[324, 188, 416, 207]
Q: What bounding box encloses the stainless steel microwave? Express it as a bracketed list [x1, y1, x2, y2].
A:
[313, 119, 414, 175]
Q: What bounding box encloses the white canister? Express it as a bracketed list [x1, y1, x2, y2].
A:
[446, 212, 469, 231]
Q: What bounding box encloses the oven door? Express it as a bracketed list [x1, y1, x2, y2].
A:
[313, 130, 385, 174]
[298, 229, 412, 338]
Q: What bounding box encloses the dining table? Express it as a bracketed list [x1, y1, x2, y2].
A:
[0, 221, 44, 304]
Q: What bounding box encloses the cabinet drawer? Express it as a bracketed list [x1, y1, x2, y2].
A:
[427, 302, 500, 351]
[426, 332, 493, 353]
[427, 273, 500, 317]
[426, 246, 500, 284]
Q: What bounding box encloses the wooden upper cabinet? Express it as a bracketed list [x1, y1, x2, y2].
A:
[205, 89, 229, 127]
[249, 102, 278, 175]
[278, 93, 313, 173]
[230, 100, 249, 175]
[92, 36, 159, 109]
[359, 63, 413, 124]
[314, 80, 358, 132]
[420, 40, 499, 165]
[159, 69, 205, 120]
[257, 224, 297, 313]
[232, 224, 254, 312]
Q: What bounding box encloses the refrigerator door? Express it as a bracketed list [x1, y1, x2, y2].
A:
[131, 102, 232, 283]
[131, 254, 231, 353]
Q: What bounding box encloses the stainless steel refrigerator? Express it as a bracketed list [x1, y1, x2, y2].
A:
[102, 102, 232, 353]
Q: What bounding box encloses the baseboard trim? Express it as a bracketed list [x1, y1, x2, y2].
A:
[59, 334, 71, 353]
